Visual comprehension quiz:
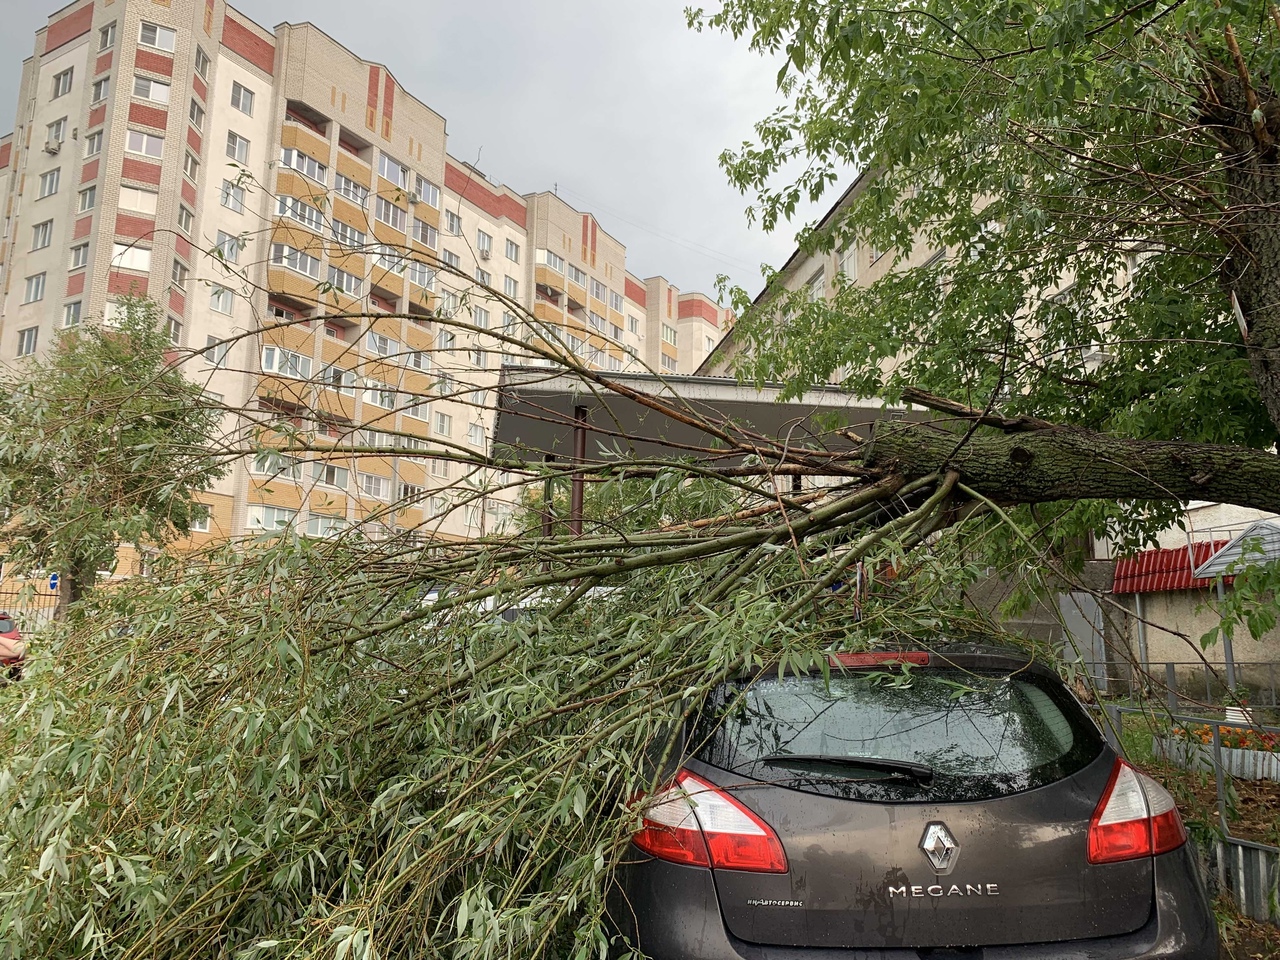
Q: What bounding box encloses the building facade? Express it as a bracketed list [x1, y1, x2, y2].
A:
[0, 0, 732, 552]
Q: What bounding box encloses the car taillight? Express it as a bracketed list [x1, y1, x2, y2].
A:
[1088, 758, 1188, 864]
[632, 770, 788, 873]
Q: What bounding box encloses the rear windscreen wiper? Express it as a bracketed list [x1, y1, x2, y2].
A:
[760, 753, 934, 783]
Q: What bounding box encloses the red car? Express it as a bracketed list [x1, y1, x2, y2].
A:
[0, 612, 24, 681]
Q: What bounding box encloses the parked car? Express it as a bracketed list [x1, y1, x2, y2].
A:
[611, 645, 1218, 959]
[0, 612, 24, 681]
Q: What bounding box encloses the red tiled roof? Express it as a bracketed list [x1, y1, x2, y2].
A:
[1112, 541, 1231, 594]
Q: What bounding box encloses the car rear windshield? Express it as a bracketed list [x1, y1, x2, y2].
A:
[692, 667, 1104, 802]
[0, 618, 14, 633]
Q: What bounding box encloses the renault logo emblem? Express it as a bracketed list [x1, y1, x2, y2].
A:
[920, 822, 960, 875]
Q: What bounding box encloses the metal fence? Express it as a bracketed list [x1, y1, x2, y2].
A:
[1103, 705, 1280, 923]
[0, 584, 58, 632]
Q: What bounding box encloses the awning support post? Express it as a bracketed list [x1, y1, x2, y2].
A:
[570, 406, 587, 536]
[542, 455, 555, 539]
[1216, 577, 1238, 692]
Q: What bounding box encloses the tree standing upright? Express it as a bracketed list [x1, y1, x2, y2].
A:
[0, 297, 228, 615]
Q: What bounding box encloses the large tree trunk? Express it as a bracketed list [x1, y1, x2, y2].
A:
[56, 556, 97, 621]
[865, 421, 1280, 513]
[1203, 70, 1280, 431]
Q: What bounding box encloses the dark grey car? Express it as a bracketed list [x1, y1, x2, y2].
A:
[610, 646, 1218, 959]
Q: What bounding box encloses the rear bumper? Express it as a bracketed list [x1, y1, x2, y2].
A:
[608, 845, 1218, 960]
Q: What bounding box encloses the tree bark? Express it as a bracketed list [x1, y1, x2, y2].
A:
[865, 422, 1280, 513]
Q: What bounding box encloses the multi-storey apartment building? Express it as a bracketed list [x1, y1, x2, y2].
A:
[0, 0, 731, 551]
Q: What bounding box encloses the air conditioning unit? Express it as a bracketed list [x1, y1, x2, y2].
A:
[406, 192, 419, 205]
[42, 140, 60, 155]
[479, 249, 491, 260]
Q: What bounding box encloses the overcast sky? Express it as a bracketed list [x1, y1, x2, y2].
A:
[0, 0, 834, 299]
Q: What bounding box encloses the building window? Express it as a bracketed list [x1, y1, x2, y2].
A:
[52, 69, 73, 99]
[91, 77, 109, 103]
[540, 250, 565, 272]
[195, 46, 210, 80]
[84, 131, 103, 157]
[506, 238, 520, 262]
[335, 174, 368, 208]
[628, 316, 641, 334]
[444, 210, 461, 235]
[403, 395, 429, 421]
[279, 147, 327, 184]
[375, 197, 406, 231]
[475, 267, 491, 287]
[125, 129, 164, 159]
[183, 151, 200, 181]
[476, 230, 493, 256]
[63, 302, 82, 327]
[203, 337, 230, 370]
[434, 412, 452, 437]
[70, 243, 89, 269]
[138, 22, 177, 52]
[413, 219, 437, 249]
[188, 99, 205, 130]
[133, 76, 170, 104]
[119, 186, 159, 214]
[806, 268, 826, 302]
[400, 482, 424, 503]
[177, 205, 194, 235]
[610, 290, 624, 312]
[661, 353, 677, 371]
[472, 306, 490, 329]
[226, 131, 250, 164]
[37, 169, 60, 199]
[327, 266, 362, 296]
[407, 261, 434, 289]
[78, 187, 97, 212]
[221, 180, 246, 213]
[230, 81, 254, 116]
[189, 512, 210, 533]
[378, 154, 408, 188]
[467, 423, 485, 447]
[111, 243, 151, 272]
[23, 274, 46, 304]
[30, 220, 53, 251]
[415, 175, 440, 207]
[46, 118, 68, 147]
[359, 473, 388, 500]
[331, 219, 366, 248]
[504, 276, 519, 298]
[171, 259, 189, 288]
[305, 513, 345, 538]
[430, 459, 450, 479]
[363, 382, 396, 409]
[262, 346, 312, 379]
[210, 288, 235, 317]
[165, 316, 183, 345]
[276, 195, 324, 232]
[837, 245, 858, 280]
[567, 264, 587, 286]
[661, 324, 678, 346]
[99, 23, 117, 51]
[270, 243, 321, 280]
[320, 365, 357, 396]
[16, 327, 38, 357]
[441, 250, 460, 270]
[247, 505, 296, 532]
[366, 331, 399, 357]
[590, 278, 607, 301]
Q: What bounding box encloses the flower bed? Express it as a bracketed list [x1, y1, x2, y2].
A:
[1154, 726, 1280, 782]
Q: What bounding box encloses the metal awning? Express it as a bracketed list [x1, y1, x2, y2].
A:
[491, 365, 906, 465]
[1192, 519, 1280, 578]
